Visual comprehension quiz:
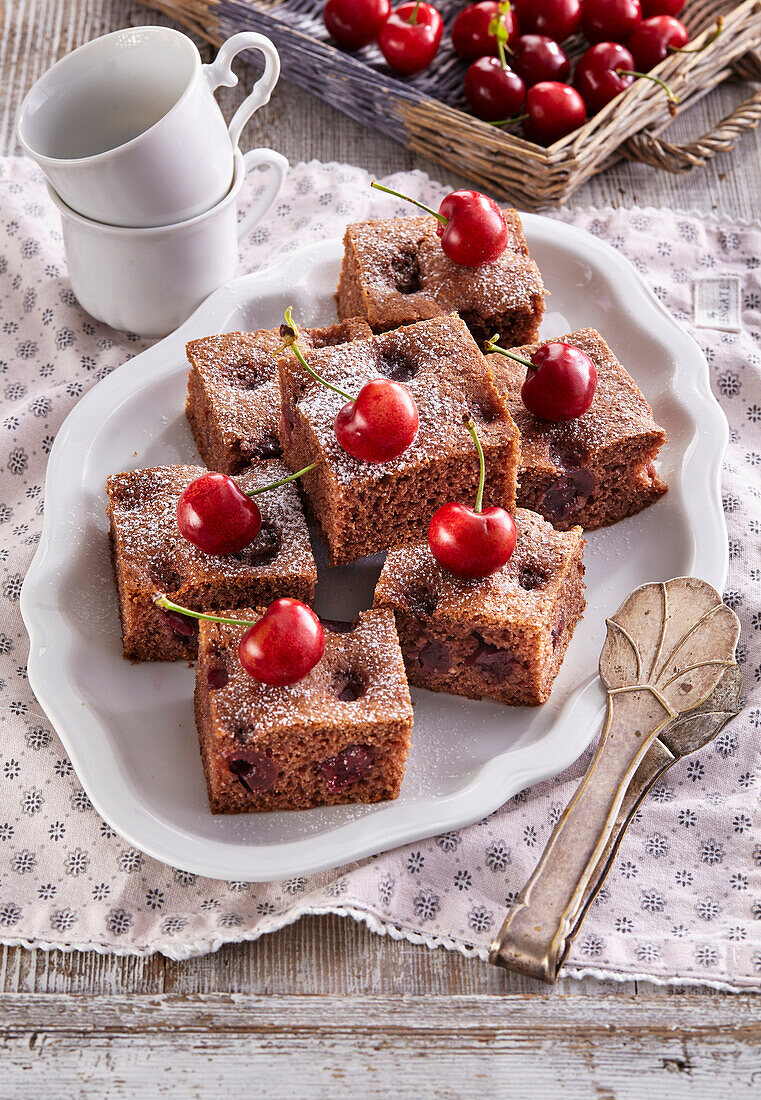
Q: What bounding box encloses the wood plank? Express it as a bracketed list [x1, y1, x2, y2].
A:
[0, 992, 758, 1098]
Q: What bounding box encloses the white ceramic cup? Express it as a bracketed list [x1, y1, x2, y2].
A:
[18, 27, 281, 228]
[48, 148, 288, 337]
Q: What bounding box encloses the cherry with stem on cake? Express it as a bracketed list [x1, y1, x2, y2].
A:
[510, 35, 570, 87]
[514, 0, 581, 43]
[575, 42, 679, 114]
[378, 1, 443, 74]
[451, 1, 519, 62]
[582, 0, 642, 44]
[465, 14, 526, 122]
[370, 180, 508, 266]
[176, 463, 318, 557]
[323, 0, 390, 49]
[279, 307, 419, 463]
[628, 15, 722, 72]
[484, 334, 598, 421]
[153, 595, 325, 687]
[427, 417, 517, 580]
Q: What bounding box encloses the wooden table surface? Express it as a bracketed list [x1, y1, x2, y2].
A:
[2, 1, 761, 1094]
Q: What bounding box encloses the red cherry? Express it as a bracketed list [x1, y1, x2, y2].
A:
[451, 2, 519, 62]
[370, 181, 508, 267]
[323, 0, 391, 48]
[641, 0, 683, 16]
[378, 1, 443, 74]
[523, 82, 586, 145]
[428, 502, 517, 579]
[238, 599, 325, 687]
[437, 190, 508, 265]
[628, 15, 688, 70]
[522, 344, 597, 420]
[574, 42, 636, 113]
[335, 378, 419, 462]
[486, 336, 597, 420]
[465, 58, 526, 122]
[427, 417, 516, 579]
[514, 0, 581, 42]
[510, 35, 570, 86]
[581, 0, 642, 43]
[176, 472, 261, 556]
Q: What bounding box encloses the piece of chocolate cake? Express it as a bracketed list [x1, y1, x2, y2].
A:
[195, 608, 413, 813]
[487, 328, 668, 531]
[374, 508, 585, 706]
[106, 462, 317, 662]
[278, 314, 520, 565]
[185, 319, 373, 474]
[336, 211, 544, 346]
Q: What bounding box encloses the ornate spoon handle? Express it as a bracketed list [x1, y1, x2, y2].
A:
[489, 687, 674, 982]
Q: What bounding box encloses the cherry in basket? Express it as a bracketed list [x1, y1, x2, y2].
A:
[323, 0, 391, 49]
[521, 82, 586, 145]
[574, 42, 679, 114]
[513, 0, 581, 43]
[581, 0, 642, 43]
[378, 1, 443, 74]
[465, 10, 526, 122]
[451, 1, 519, 62]
[511, 35, 570, 87]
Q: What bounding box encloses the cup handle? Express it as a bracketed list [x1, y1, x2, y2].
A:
[237, 148, 289, 241]
[203, 32, 281, 151]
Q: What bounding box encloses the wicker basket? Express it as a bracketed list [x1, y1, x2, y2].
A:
[139, 0, 761, 207]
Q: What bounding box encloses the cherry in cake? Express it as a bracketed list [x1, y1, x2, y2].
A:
[185, 319, 372, 475]
[486, 327, 668, 531]
[374, 508, 586, 706]
[106, 461, 317, 662]
[195, 608, 413, 813]
[277, 314, 520, 565]
[335, 209, 544, 347]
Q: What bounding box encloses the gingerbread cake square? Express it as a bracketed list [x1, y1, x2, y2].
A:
[374, 508, 585, 706]
[278, 314, 520, 565]
[185, 318, 373, 474]
[195, 608, 413, 813]
[336, 211, 544, 346]
[487, 328, 668, 531]
[106, 461, 317, 662]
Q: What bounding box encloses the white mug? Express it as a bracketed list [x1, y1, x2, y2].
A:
[18, 27, 281, 228]
[48, 148, 288, 337]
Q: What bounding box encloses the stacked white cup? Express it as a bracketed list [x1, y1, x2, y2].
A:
[16, 27, 288, 337]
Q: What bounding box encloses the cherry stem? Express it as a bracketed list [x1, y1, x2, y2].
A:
[670, 16, 723, 54]
[488, 7, 511, 69]
[279, 307, 354, 403]
[464, 417, 486, 514]
[617, 69, 679, 104]
[153, 595, 257, 630]
[407, 0, 421, 24]
[246, 461, 319, 497]
[484, 333, 535, 371]
[370, 180, 448, 227]
[492, 114, 528, 126]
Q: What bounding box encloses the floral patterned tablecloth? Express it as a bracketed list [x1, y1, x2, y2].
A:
[0, 156, 759, 988]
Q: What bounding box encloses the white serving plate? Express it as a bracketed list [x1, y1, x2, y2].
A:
[21, 219, 728, 880]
